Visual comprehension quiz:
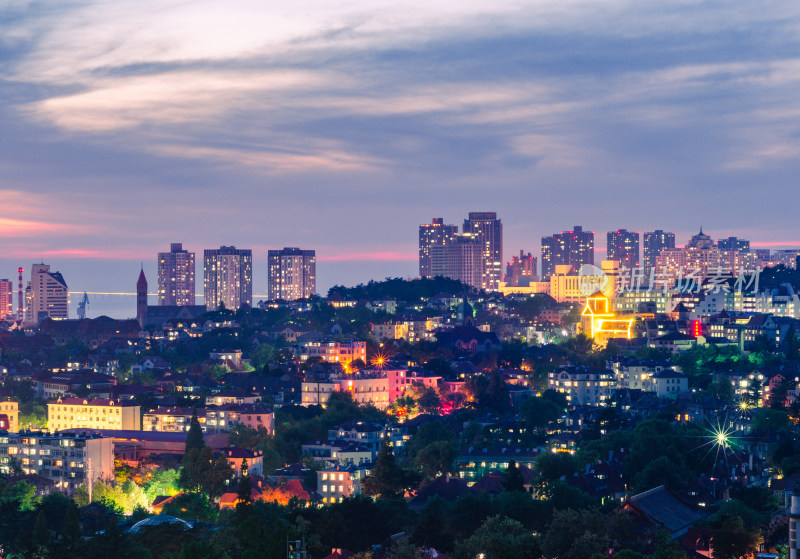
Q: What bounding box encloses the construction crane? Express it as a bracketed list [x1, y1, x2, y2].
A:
[77, 292, 90, 320]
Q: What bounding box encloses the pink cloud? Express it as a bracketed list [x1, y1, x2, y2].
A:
[750, 240, 800, 248]
[2, 247, 153, 260]
[0, 217, 93, 237]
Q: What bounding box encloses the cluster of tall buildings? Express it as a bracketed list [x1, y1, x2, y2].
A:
[418, 212, 503, 290]
[137, 243, 316, 325]
[418, 216, 800, 292]
[0, 265, 71, 325]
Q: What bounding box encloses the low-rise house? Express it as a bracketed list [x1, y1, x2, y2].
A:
[317, 464, 372, 505]
[224, 447, 264, 477]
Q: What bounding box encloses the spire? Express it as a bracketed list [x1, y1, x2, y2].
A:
[699, 225, 703, 235]
[137, 267, 147, 288]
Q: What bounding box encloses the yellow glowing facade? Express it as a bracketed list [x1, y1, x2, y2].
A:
[580, 292, 634, 343]
[48, 397, 141, 431]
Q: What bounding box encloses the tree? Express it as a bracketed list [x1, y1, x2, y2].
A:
[519, 396, 561, 436]
[502, 460, 526, 492]
[362, 439, 416, 499]
[161, 493, 217, 522]
[752, 408, 790, 431]
[237, 459, 252, 505]
[61, 501, 82, 551]
[185, 409, 205, 453]
[541, 508, 631, 559]
[414, 441, 458, 479]
[416, 386, 441, 415]
[784, 327, 800, 360]
[33, 509, 51, 547]
[535, 452, 578, 482]
[634, 455, 692, 493]
[453, 515, 539, 559]
[711, 515, 762, 559]
[180, 447, 233, 499]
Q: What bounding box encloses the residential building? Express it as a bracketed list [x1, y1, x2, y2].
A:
[267, 247, 316, 301]
[505, 250, 537, 286]
[301, 369, 440, 409]
[462, 212, 503, 291]
[224, 447, 264, 477]
[0, 278, 12, 320]
[607, 229, 640, 270]
[772, 249, 800, 268]
[430, 233, 484, 290]
[47, 397, 141, 431]
[717, 236, 750, 252]
[204, 389, 258, 406]
[609, 358, 677, 391]
[33, 371, 118, 400]
[203, 246, 253, 311]
[143, 404, 274, 434]
[24, 263, 68, 324]
[0, 400, 18, 432]
[300, 340, 367, 364]
[317, 464, 372, 505]
[643, 230, 676, 273]
[158, 243, 195, 306]
[651, 370, 689, 398]
[548, 364, 614, 406]
[419, 218, 458, 278]
[541, 226, 594, 279]
[327, 421, 406, 454]
[0, 431, 114, 495]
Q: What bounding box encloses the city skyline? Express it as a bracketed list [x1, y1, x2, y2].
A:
[2, 1, 800, 307]
[2, 221, 798, 321]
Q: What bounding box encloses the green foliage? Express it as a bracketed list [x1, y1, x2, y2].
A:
[19, 399, 48, 429]
[161, 493, 218, 522]
[185, 409, 206, 453]
[92, 480, 149, 515]
[502, 460, 525, 492]
[414, 440, 458, 479]
[453, 515, 539, 559]
[179, 447, 234, 499]
[541, 507, 634, 559]
[535, 452, 579, 482]
[519, 394, 562, 436]
[362, 439, 418, 499]
[143, 468, 181, 503]
[626, 418, 692, 492]
[1, 479, 39, 510]
[166, 540, 230, 559]
[328, 277, 475, 304]
[249, 343, 276, 369]
[406, 421, 456, 461]
[751, 408, 791, 431]
[711, 515, 762, 559]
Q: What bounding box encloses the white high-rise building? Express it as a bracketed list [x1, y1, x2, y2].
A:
[24, 264, 68, 324]
[268, 248, 316, 301]
[203, 246, 252, 311]
[158, 243, 195, 306]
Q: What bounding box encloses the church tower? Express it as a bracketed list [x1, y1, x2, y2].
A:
[137, 267, 148, 327]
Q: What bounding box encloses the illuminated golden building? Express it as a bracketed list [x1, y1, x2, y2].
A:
[48, 397, 141, 432]
[0, 400, 18, 432]
[580, 291, 634, 344]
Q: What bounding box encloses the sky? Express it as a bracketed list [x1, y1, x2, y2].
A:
[2, 0, 800, 318]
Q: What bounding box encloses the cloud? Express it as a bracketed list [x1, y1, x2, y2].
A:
[0, 217, 92, 237]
